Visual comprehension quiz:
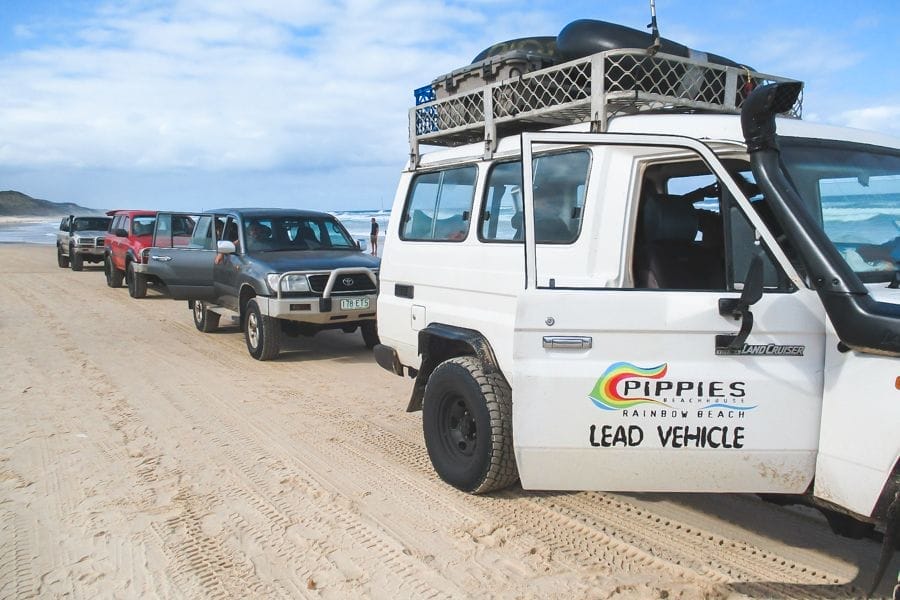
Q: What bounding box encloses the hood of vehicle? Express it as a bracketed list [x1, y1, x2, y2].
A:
[72, 230, 108, 238]
[248, 250, 380, 273]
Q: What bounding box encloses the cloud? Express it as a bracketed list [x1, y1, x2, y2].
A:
[742, 29, 864, 76]
[834, 105, 900, 136]
[0, 0, 492, 173]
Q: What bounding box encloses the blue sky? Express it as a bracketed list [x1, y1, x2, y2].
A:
[1, 0, 898, 212]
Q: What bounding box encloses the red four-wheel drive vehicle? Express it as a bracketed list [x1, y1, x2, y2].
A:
[103, 210, 157, 298]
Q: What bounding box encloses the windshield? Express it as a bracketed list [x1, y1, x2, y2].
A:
[242, 216, 357, 253]
[73, 217, 112, 232]
[781, 139, 900, 283]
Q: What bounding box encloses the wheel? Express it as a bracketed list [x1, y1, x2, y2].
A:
[57, 245, 69, 268]
[422, 356, 518, 493]
[126, 261, 147, 298]
[69, 246, 83, 271]
[193, 300, 220, 332]
[244, 298, 280, 360]
[104, 255, 123, 287]
[361, 320, 379, 349]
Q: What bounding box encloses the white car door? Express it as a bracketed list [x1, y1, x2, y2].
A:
[513, 132, 826, 494]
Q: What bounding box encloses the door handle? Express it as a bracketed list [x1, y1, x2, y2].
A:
[543, 336, 592, 350]
[150, 255, 173, 262]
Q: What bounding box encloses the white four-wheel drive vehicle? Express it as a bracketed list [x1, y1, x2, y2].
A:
[374, 39, 899, 587]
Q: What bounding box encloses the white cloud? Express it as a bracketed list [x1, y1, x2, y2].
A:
[0, 0, 490, 173]
[834, 105, 900, 136]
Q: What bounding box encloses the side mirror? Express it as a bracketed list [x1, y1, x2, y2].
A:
[356, 238, 368, 252]
[115, 228, 129, 237]
[217, 240, 236, 254]
[716, 253, 764, 353]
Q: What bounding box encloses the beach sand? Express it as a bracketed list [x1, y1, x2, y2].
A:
[0, 243, 896, 599]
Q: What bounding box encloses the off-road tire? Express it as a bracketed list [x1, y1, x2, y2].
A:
[423, 356, 518, 494]
[126, 261, 147, 298]
[70, 246, 83, 271]
[57, 245, 69, 268]
[105, 255, 123, 287]
[361, 320, 379, 349]
[245, 298, 280, 360]
[193, 301, 220, 333]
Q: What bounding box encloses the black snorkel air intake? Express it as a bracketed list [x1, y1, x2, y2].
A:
[742, 82, 900, 357]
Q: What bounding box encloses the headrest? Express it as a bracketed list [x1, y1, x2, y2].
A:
[641, 190, 698, 242]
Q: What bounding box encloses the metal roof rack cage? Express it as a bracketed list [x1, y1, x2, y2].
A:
[409, 48, 802, 165]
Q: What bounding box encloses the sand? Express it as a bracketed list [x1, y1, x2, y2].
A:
[0, 244, 897, 599]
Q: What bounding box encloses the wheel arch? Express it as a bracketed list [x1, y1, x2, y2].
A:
[406, 323, 506, 412]
[238, 283, 259, 318]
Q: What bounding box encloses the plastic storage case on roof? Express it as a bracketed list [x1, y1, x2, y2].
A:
[431, 49, 558, 100]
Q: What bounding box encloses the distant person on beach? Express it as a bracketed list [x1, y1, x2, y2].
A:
[370, 218, 379, 256]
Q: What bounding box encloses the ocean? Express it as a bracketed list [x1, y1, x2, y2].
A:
[2, 205, 896, 254]
[0, 209, 392, 247]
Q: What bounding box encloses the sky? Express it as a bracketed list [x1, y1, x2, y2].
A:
[1, 0, 899, 212]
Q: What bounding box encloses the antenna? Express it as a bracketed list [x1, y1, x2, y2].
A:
[647, 0, 661, 55]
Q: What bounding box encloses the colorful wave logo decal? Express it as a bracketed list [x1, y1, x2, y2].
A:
[589, 362, 669, 410]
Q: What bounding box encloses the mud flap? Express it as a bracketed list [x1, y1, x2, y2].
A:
[870, 488, 900, 597]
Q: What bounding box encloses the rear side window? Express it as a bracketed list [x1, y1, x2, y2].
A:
[400, 166, 476, 241]
[131, 216, 156, 236]
[480, 161, 523, 242]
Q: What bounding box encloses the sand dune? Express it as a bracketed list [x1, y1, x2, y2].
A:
[0, 244, 897, 599]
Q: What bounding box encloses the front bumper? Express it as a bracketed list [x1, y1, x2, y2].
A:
[73, 246, 105, 257]
[255, 293, 377, 324]
[258, 267, 379, 324]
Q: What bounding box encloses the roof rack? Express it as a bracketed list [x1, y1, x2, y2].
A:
[409, 48, 802, 165]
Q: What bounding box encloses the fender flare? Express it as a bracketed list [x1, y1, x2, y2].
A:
[406, 323, 506, 412]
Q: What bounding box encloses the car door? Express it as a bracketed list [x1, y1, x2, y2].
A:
[513, 132, 826, 494]
[147, 212, 216, 300]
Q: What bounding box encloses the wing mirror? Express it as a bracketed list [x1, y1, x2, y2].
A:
[356, 238, 368, 252]
[115, 228, 129, 237]
[217, 240, 236, 254]
[716, 253, 764, 353]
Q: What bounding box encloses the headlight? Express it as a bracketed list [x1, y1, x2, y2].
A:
[266, 273, 309, 293]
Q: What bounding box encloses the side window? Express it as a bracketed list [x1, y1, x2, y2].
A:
[109, 216, 119, 232]
[131, 216, 156, 237]
[223, 217, 240, 251]
[400, 165, 476, 241]
[189, 215, 215, 249]
[59, 218, 68, 231]
[480, 161, 523, 242]
[243, 218, 276, 252]
[532, 151, 589, 244]
[632, 161, 789, 292]
[323, 220, 352, 246]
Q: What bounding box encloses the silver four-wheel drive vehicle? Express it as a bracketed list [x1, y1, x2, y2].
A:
[136, 208, 380, 360]
[375, 21, 899, 593]
[56, 215, 113, 271]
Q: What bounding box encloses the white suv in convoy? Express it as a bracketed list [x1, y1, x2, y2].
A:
[374, 40, 899, 586]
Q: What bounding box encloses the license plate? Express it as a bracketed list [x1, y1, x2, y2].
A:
[340, 297, 369, 310]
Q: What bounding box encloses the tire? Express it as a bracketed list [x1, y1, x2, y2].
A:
[422, 356, 518, 493]
[361, 320, 379, 349]
[126, 261, 147, 298]
[57, 245, 69, 268]
[193, 300, 220, 333]
[244, 298, 280, 360]
[104, 255, 123, 288]
[70, 247, 83, 271]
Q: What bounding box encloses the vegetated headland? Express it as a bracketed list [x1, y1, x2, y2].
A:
[0, 190, 102, 217]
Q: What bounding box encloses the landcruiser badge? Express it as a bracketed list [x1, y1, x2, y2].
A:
[342, 277, 354, 286]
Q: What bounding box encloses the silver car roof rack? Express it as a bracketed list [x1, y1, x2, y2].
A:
[409, 48, 802, 166]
